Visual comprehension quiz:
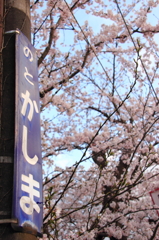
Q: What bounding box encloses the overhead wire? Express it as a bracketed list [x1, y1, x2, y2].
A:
[61, 0, 159, 160]
[63, 0, 159, 115]
[63, 0, 141, 118]
[64, 0, 116, 84]
[115, 0, 159, 104]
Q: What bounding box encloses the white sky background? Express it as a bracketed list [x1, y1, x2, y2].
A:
[41, 1, 159, 169]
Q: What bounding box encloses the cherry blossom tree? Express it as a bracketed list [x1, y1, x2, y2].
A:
[31, 0, 159, 239]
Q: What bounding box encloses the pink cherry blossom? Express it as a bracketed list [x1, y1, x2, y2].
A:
[30, 0, 159, 239]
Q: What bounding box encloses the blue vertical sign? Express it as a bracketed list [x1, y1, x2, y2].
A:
[12, 31, 43, 236]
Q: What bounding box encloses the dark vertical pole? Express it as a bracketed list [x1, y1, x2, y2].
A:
[0, 0, 3, 135]
[0, 1, 3, 49]
[0, 1, 38, 239]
